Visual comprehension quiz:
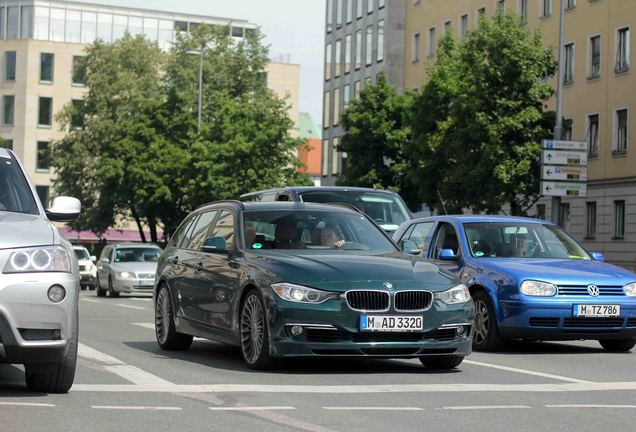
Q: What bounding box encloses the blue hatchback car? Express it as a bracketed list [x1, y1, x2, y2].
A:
[393, 216, 636, 352]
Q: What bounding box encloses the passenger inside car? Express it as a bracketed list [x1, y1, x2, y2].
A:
[274, 222, 304, 249]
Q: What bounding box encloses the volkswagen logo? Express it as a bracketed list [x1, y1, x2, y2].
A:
[383, 282, 395, 291]
[587, 285, 600, 296]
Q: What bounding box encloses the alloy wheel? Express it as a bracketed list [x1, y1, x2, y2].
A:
[240, 295, 265, 364]
[474, 298, 490, 344]
[155, 289, 170, 345]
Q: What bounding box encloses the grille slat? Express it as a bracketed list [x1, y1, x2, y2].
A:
[346, 291, 389, 311]
[563, 318, 625, 328]
[627, 318, 636, 327]
[395, 291, 433, 311]
[557, 285, 625, 296]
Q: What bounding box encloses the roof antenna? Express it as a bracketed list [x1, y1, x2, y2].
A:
[437, 189, 448, 215]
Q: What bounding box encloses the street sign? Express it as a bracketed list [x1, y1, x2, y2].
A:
[542, 165, 588, 181]
[541, 181, 587, 197]
[542, 139, 588, 152]
[542, 150, 588, 166]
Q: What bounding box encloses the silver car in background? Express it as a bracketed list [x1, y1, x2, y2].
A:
[0, 148, 81, 393]
[96, 243, 162, 297]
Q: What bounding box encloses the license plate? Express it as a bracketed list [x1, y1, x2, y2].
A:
[360, 315, 423, 332]
[573, 304, 621, 317]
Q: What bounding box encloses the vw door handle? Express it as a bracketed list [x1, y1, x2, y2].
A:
[195, 262, 203, 272]
[172, 256, 179, 265]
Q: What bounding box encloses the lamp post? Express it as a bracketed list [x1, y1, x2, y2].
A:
[187, 47, 204, 134]
[551, 0, 566, 225]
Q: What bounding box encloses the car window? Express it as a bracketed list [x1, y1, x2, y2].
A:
[0, 152, 38, 215]
[209, 210, 235, 250]
[186, 211, 217, 250]
[431, 223, 460, 259]
[113, 247, 162, 262]
[404, 222, 434, 250]
[100, 246, 111, 261]
[74, 248, 91, 260]
[169, 215, 197, 249]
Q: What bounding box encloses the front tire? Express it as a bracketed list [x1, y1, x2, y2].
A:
[472, 290, 505, 351]
[96, 276, 106, 297]
[155, 285, 192, 350]
[419, 355, 465, 369]
[240, 290, 280, 370]
[108, 277, 120, 298]
[599, 338, 636, 352]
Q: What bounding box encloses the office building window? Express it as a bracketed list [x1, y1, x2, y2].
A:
[336, 0, 343, 27]
[586, 202, 596, 239]
[377, 20, 384, 62]
[325, 43, 332, 80]
[564, 119, 573, 141]
[478, 7, 486, 19]
[128, 16, 143, 37]
[345, 34, 352, 73]
[3, 95, 14, 126]
[21, 6, 33, 39]
[335, 39, 342, 77]
[366, 25, 373, 65]
[559, 203, 570, 230]
[73, 56, 86, 85]
[616, 27, 630, 73]
[40, 53, 54, 82]
[587, 114, 599, 157]
[1, 139, 13, 150]
[343, 84, 351, 107]
[36, 186, 49, 207]
[322, 139, 329, 176]
[71, 100, 84, 129]
[50, 8, 65, 42]
[379, 0, 385, 8]
[334, 88, 341, 126]
[444, 21, 452, 34]
[497, 0, 505, 11]
[520, 0, 528, 23]
[365, 76, 372, 86]
[354, 80, 361, 98]
[541, 0, 552, 17]
[346, 0, 352, 23]
[566, 0, 576, 9]
[412, 33, 421, 62]
[428, 27, 436, 57]
[355, 29, 362, 69]
[36, 141, 50, 171]
[614, 200, 625, 239]
[82, 11, 97, 43]
[97, 12, 113, 42]
[66, 9, 81, 43]
[537, 204, 546, 220]
[589, 35, 601, 79]
[7, 6, 18, 39]
[460, 14, 468, 38]
[615, 108, 628, 153]
[323, 92, 331, 128]
[564, 43, 574, 84]
[331, 138, 340, 175]
[38, 97, 53, 127]
[5, 51, 16, 81]
[368, 0, 374, 14]
[34, 7, 49, 40]
[357, 0, 364, 18]
[327, 0, 333, 32]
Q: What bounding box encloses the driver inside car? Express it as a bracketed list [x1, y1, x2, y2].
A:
[320, 226, 345, 249]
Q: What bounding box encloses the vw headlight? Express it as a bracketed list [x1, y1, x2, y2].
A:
[3, 246, 71, 274]
[117, 272, 133, 279]
[435, 284, 470, 304]
[624, 282, 636, 297]
[271, 283, 339, 304]
[520, 280, 557, 296]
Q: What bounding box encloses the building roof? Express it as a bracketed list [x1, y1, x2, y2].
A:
[297, 112, 322, 140]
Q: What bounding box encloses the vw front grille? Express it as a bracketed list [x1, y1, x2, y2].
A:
[557, 285, 625, 296]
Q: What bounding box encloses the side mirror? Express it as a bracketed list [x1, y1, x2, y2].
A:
[400, 239, 421, 255]
[101, 257, 110, 264]
[201, 236, 229, 254]
[439, 248, 458, 261]
[91, 255, 97, 263]
[45, 196, 81, 221]
[591, 251, 605, 262]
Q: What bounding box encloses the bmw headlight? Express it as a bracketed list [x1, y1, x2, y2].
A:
[435, 284, 470, 304]
[520, 280, 557, 296]
[271, 283, 339, 304]
[624, 282, 636, 297]
[117, 272, 133, 279]
[3, 246, 71, 274]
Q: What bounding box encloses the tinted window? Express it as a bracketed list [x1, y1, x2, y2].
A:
[169, 215, 197, 249]
[405, 222, 434, 249]
[209, 210, 235, 250]
[0, 152, 38, 215]
[186, 211, 217, 250]
[113, 247, 161, 263]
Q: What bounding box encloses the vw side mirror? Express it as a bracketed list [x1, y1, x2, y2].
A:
[101, 257, 110, 264]
[439, 248, 457, 261]
[91, 255, 97, 263]
[400, 239, 421, 255]
[591, 251, 605, 262]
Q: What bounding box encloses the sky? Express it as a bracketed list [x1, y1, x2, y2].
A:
[69, 0, 326, 122]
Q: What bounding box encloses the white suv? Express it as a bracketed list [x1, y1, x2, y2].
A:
[0, 148, 81, 393]
[74, 246, 97, 290]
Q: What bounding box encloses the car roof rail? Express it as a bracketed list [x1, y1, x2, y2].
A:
[195, 199, 245, 210]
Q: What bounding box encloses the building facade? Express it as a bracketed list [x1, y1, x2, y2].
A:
[297, 111, 322, 186]
[405, 0, 635, 270]
[321, 0, 406, 185]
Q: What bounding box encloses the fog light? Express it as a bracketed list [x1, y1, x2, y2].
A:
[456, 326, 465, 336]
[47, 285, 66, 303]
[290, 325, 303, 336]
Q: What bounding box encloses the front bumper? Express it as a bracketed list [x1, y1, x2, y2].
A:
[265, 294, 474, 358]
[499, 298, 636, 340]
[79, 272, 96, 286]
[113, 277, 155, 294]
[0, 272, 78, 364]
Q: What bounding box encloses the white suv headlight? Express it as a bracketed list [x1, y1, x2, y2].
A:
[435, 284, 470, 304]
[520, 280, 557, 297]
[271, 283, 339, 304]
[3, 246, 71, 274]
[624, 282, 636, 297]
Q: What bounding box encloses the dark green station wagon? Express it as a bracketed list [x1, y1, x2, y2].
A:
[154, 201, 474, 370]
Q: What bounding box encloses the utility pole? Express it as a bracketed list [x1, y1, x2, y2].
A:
[551, 0, 565, 225]
[197, 47, 204, 134]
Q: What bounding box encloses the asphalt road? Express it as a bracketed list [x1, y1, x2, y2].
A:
[2, 291, 636, 432]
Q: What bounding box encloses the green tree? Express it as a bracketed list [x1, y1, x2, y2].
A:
[408, 12, 556, 215]
[337, 73, 418, 208]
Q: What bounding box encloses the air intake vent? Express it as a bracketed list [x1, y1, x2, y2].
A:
[395, 291, 433, 311]
[346, 291, 389, 311]
[563, 318, 624, 328]
[529, 317, 560, 327]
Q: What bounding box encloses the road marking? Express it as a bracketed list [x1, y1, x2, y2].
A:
[323, 406, 424, 411]
[545, 404, 636, 409]
[209, 406, 295, 411]
[464, 360, 589, 383]
[132, 322, 155, 330]
[116, 303, 146, 310]
[78, 343, 125, 365]
[130, 298, 152, 302]
[81, 298, 100, 303]
[442, 405, 531, 410]
[92, 405, 182, 411]
[70, 381, 636, 393]
[0, 402, 56, 407]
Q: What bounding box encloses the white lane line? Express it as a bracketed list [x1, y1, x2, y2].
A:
[70, 381, 636, 393]
[116, 303, 146, 310]
[0, 402, 56, 407]
[132, 322, 155, 330]
[209, 406, 295, 411]
[81, 298, 100, 303]
[464, 360, 589, 383]
[130, 298, 152, 302]
[442, 405, 531, 410]
[546, 404, 636, 409]
[92, 405, 182, 411]
[323, 407, 424, 411]
[78, 343, 125, 365]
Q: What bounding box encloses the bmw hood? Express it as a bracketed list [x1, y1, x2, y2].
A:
[0, 211, 55, 249]
[246, 251, 458, 292]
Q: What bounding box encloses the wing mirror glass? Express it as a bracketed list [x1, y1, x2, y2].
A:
[400, 239, 421, 255]
[45, 196, 81, 221]
[439, 248, 458, 261]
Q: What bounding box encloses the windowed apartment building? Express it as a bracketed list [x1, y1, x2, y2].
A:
[405, 0, 636, 269]
[321, 0, 406, 185]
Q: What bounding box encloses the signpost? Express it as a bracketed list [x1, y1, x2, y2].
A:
[541, 139, 588, 199]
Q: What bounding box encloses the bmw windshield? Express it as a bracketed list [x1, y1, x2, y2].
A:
[0, 150, 39, 215]
[244, 210, 398, 253]
[464, 222, 591, 260]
